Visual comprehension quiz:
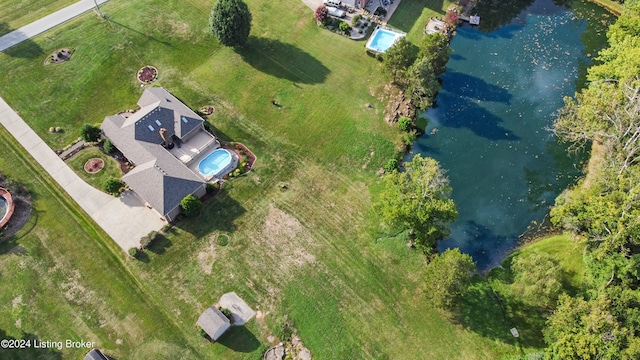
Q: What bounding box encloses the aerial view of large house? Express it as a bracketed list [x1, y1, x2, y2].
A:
[101, 87, 236, 222]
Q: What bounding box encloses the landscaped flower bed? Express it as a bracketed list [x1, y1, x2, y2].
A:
[84, 158, 105, 173]
[137, 65, 158, 84]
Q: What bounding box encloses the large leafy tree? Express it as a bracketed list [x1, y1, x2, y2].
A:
[209, 0, 252, 47]
[373, 154, 457, 253]
[405, 57, 440, 110]
[424, 248, 476, 310]
[382, 37, 417, 84]
[418, 33, 452, 77]
[511, 250, 564, 309]
[544, 294, 638, 359]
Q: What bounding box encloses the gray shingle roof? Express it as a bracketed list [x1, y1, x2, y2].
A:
[197, 306, 231, 340]
[100, 88, 208, 218]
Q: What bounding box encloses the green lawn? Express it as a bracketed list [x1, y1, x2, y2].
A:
[0, 0, 526, 358]
[486, 234, 587, 350]
[66, 147, 123, 193]
[0, 0, 77, 36]
[388, 0, 453, 43]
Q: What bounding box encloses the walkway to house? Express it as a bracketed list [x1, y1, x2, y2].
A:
[0, 0, 110, 51]
[0, 97, 165, 252]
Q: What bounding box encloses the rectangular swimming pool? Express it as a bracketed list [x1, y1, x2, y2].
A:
[365, 26, 407, 54]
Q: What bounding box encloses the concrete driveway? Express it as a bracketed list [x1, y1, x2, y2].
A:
[0, 97, 165, 252]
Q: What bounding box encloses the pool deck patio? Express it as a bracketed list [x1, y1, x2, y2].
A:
[169, 130, 219, 165]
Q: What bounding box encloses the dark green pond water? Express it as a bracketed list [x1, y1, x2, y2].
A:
[414, 0, 613, 270]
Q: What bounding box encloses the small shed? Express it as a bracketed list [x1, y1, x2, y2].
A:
[84, 348, 109, 360]
[197, 306, 231, 341]
[219, 292, 256, 326]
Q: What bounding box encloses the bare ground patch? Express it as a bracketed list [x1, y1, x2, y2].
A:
[198, 235, 218, 275]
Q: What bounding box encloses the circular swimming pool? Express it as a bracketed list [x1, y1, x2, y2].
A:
[198, 148, 234, 178]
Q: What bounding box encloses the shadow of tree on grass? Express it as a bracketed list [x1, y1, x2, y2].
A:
[147, 233, 172, 255]
[455, 276, 518, 345]
[175, 187, 245, 238]
[237, 36, 330, 84]
[0, 22, 44, 59]
[0, 328, 63, 360]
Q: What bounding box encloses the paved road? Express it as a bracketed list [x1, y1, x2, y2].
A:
[0, 97, 166, 251]
[0, 0, 110, 52]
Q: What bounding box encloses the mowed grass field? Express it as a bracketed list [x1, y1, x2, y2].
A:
[1, 0, 524, 358]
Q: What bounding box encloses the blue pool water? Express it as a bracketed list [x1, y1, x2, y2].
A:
[366, 27, 405, 53]
[0, 197, 6, 221]
[198, 149, 232, 177]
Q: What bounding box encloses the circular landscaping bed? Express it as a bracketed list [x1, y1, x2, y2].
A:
[137, 65, 158, 84]
[200, 105, 215, 115]
[44, 47, 74, 65]
[84, 158, 105, 173]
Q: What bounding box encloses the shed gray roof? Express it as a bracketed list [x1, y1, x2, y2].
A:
[100, 88, 208, 218]
[219, 292, 256, 326]
[197, 306, 231, 340]
[84, 349, 109, 360]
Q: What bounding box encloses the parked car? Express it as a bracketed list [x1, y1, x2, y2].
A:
[326, 6, 346, 18]
[323, 0, 342, 8]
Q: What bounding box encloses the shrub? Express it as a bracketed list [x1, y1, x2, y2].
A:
[444, 9, 459, 26]
[180, 194, 202, 217]
[128, 247, 139, 258]
[233, 168, 242, 176]
[339, 21, 351, 35]
[384, 158, 399, 173]
[140, 231, 159, 249]
[351, 14, 362, 26]
[198, 327, 208, 338]
[398, 116, 413, 131]
[103, 178, 122, 195]
[80, 123, 101, 142]
[103, 139, 114, 154]
[402, 129, 418, 146]
[314, 5, 328, 23]
[220, 307, 235, 324]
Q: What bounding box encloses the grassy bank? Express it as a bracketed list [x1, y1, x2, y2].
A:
[0, 0, 525, 358]
[486, 235, 587, 350]
[586, 0, 622, 15]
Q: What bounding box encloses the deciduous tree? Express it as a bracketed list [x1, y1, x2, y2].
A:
[314, 5, 328, 23]
[511, 250, 563, 309]
[424, 248, 476, 310]
[373, 154, 457, 253]
[209, 0, 252, 47]
[382, 37, 417, 84]
[418, 33, 452, 76]
[405, 57, 440, 110]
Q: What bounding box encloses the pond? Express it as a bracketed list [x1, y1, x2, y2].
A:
[413, 0, 614, 270]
